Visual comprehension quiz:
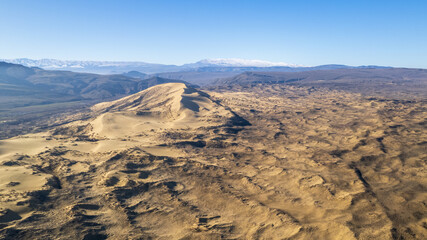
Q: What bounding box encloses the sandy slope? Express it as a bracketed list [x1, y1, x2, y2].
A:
[0, 83, 426, 239]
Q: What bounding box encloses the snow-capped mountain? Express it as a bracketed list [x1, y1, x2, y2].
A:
[194, 58, 300, 67]
[0, 58, 171, 74]
[1, 58, 303, 74]
[0, 58, 159, 68]
[1, 58, 389, 75]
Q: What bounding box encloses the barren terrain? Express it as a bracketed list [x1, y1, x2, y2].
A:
[0, 83, 426, 239]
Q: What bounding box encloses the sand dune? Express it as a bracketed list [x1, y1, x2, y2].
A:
[90, 83, 233, 138]
[0, 83, 426, 239]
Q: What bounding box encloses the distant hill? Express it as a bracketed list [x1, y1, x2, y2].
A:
[137, 76, 199, 89]
[122, 71, 148, 79]
[153, 71, 239, 86]
[151, 65, 393, 86]
[215, 68, 427, 99]
[122, 71, 204, 87]
[153, 65, 393, 86]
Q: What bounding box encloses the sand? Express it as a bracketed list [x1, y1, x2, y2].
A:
[0, 83, 426, 239]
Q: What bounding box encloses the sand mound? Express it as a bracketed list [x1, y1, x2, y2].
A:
[88, 83, 235, 138]
[92, 83, 229, 121]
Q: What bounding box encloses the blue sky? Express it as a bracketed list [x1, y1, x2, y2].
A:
[1, 0, 426, 67]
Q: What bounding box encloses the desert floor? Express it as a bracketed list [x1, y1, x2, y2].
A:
[0, 83, 426, 239]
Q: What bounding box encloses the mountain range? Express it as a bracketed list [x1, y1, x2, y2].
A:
[1, 60, 425, 140]
[1, 60, 424, 116]
[1, 58, 391, 75]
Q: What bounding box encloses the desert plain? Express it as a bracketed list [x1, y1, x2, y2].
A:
[0, 82, 426, 239]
